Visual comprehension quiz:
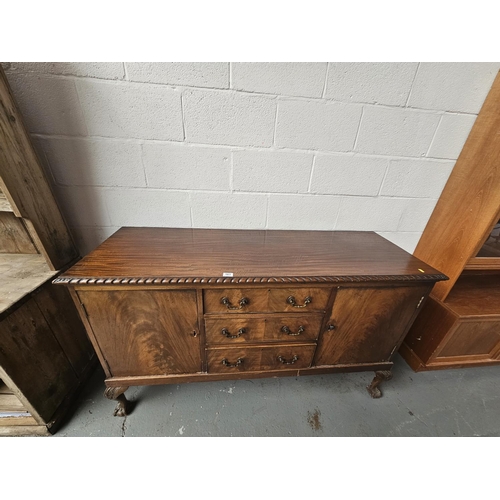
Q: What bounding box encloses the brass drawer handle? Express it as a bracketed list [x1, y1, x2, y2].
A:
[286, 296, 312, 308]
[221, 358, 243, 368]
[221, 297, 249, 310]
[277, 355, 299, 365]
[281, 325, 305, 336]
[221, 327, 246, 339]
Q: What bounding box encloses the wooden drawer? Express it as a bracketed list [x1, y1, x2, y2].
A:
[203, 287, 331, 314]
[205, 314, 323, 344]
[207, 344, 316, 373]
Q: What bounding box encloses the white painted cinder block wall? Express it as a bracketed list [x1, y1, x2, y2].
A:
[2, 62, 499, 256]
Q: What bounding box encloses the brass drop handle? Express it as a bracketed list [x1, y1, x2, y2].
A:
[221, 358, 243, 368]
[221, 297, 249, 310]
[286, 296, 312, 308]
[281, 325, 305, 336]
[221, 327, 246, 339]
[277, 355, 299, 365]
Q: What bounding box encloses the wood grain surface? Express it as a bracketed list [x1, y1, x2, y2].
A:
[314, 285, 430, 366]
[0, 67, 78, 270]
[77, 290, 202, 377]
[413, 71, 500, 300]
[0, 212, 38, 254]
[205, 314, 323, 344]
[58, 227, 446, 284]
[207, 343, 316, 372]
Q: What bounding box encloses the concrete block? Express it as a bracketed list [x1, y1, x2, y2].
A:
[231, 62, 327, 98]
[54, 186, 111, 227]
[427, 113, 477, 159]
[232, 150, 313, 193]
[397, 198, 438, 231]
[126, 62, 229, 88]
[276, 99, 362, 151]
[336, 196, 409, 231]
[183, 89, 276, 147]
[355, 106, 440, 157]
[408, 62, 500, 113]
[5, 62, 124, 80]
[376, 232, 422, 254]
[325, 62, 418, 106]
[191, 192, 267, 229]
[105, 188, 191, 227]
[37, 137, 145, 187]
[267, 194, 341, 230]
[381, 158, 454, 199]
[76, 80, 183, 140]
[310, 154, 387, 196]
[6, 73, 87, 136]
[143, 143, 230, 191]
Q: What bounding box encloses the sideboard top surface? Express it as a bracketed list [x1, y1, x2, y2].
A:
[56, 228, 447, 285]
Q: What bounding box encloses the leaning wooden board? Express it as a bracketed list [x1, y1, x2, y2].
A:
[55, 227, 447, 417]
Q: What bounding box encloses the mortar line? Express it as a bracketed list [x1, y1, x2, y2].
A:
[272, 101, 279, 147]
[376, 159, 391, 196]
[228, 62, 232, 89]
[122, 62, 129, 81]
[180, 92, 186, 141]
[72, 77, 89, 136]
[229, 151, 234, 193]
[404, 62, 421, 107]
[139, 142, 149, 186]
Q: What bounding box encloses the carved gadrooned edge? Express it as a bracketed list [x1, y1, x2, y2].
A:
[53, 273, 448, 286]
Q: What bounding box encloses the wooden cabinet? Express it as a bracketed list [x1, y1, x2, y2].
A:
[0, 67, 95, 435]
[400, 70, 500, 372]
[55, 227, 446, 416]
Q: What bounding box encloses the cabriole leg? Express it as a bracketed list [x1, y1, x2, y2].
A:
[367, 371, 393, 398]
[104, 386, 130, 416]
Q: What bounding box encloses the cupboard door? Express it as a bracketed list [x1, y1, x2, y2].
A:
[314, 285, 430, 366]
[77, 290, 201, 377]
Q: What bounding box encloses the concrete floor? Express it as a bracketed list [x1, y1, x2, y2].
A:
[54, 354, 500, 437]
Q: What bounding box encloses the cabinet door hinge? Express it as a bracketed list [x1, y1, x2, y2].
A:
[416, 296, 426, 309]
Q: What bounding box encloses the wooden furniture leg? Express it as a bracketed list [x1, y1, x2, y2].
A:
[366, 370, 393, 398]
[104, 386, 130, 417]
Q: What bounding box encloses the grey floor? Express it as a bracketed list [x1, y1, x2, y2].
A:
[54, 354, 500, 437]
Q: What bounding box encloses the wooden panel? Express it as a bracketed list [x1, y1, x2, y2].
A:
[0, 379, 12, 393]
[59, 228, 446, 283]
[0, 414, 38, 426]
[464, 258, 500, 271]
[413, 72, 500, 301]
[0, 393, 25, 411]
[0, 189, 13, 212]
[78, 290, 201, 377]
[0, 254, 56, 315]
[33, 284, 94, 376]
[0, 67, 78, 270]
[204, 287, 331, 314]
[314, 285, 430, 366]
[0, 212, 38, 253]
[205, 314, 323, 344]
[443, 273, 500, 317]
[437, 321, 500, 358]
[0, 297, 79, 421]
[207, 344, 316, 373]
[402, 296, 458, 364]
[0, 425, 49, 436]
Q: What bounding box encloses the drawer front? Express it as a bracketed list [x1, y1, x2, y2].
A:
[204, 287, 331, 314]
[207, 344, 316, 373]
[205, 315, 323, 344]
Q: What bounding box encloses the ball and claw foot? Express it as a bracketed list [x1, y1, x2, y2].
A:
[104, 386, 130, 417]
[367, 370, 393, 398]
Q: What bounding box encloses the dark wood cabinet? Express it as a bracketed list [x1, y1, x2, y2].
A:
[56, 227, 446, 416]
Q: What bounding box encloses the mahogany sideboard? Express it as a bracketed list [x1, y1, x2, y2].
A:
[54, 228, 447, 416]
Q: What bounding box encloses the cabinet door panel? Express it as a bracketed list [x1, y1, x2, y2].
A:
[77, 290, 200, 377]
[314, 285, 429, 366]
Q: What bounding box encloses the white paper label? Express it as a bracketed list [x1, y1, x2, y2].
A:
[223, 272, 234, 277]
